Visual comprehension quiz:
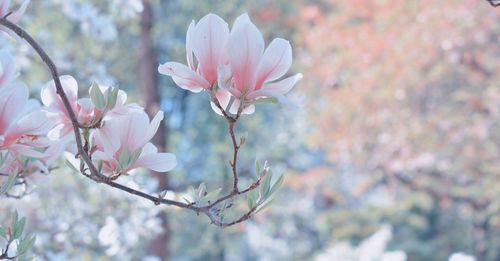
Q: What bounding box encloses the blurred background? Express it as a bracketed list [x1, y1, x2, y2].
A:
[1, 0, 499, 260]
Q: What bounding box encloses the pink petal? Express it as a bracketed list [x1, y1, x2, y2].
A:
[6, 110, 53, 140]
[144, 111, 164, 145]
[254, 38, 292, 90]
[228, 13, 265, 92]
[8, 144, 45, 158]
[0, 1, 8, 15]
[7, 0, 30, 23]
[192, 13, 229, 84]
[92, 123, 120, 155]
[0, 49, 16, 87]
[0, 85, 27, 133]
[247, 73, 302, 100]
[228, 98, 255, 115]
[158, 62, 210, 92]
[186, 20, 196, 70]
[133, 151, 177, 172]
[119, 111, 150, 151]
[41, 75, 79, 114]
[210, 88, 232, 116]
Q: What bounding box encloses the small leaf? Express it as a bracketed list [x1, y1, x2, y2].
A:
[13, 216, 26, 239]
[11, 210, 18, 232]
[202, 188, 222, 203]
[197, 182, 207, 199]
[97, 160, 103, 173]
[255, 198, 274, 214]
[0, 227, 7, 239]
[130, 148, 142, 164]
[247, 189, 259, 209]
[159, 190, 167, 199]
[106, 86, 119, 110]
[118, 147, 131, 170]
[17, 235, 36, 255]
[261, 170, 273, 199]
[0, 170, 17, 196]
[252, 97, 279, 104]
[269, 175, 284, 196]
[64, 159, 79, 173]
[255, 160, 261, 177]
[90, 82, 106, 110]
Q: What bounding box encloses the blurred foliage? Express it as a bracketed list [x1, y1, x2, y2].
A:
[1, 0, 499, 260]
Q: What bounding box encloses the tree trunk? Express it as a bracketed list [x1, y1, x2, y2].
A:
[138, 0, 170, 259]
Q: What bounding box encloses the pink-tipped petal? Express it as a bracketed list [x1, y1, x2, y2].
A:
[134, 151, 177, 172]
[0, 85, 27, 133]
[92, 123, 120, 156]
[0, 49, 16, 87]
[247, 73, 303, 100]
[192, 13, 229, 84]
[144, 111, 164, 145]
[158, 62, 210, 92]
[118, 111, 150, 151]
[6, 110, 53, 140]
[41, 75, 79, 113]
[210, 88, 232, 116]
[254, 38, 293, 90]
[186, 20, 196, 70]
[228, 98, 255, 115]
[228, 13, 265, 91]
[7, 0, 30, 23]
[265, 73, 302, 94]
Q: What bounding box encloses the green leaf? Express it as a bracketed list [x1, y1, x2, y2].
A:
[118, 147, 131, 170]
[202, 188, 221, 203]
[247, 189, 259, 209]
[0, 227, 7, 239]
[130, 148, 142, 164]
[64, 159, 79, 173]
[97, 160, 103, 173]
[17, 235, 36, 255]
[269, 175, 284, 196]
[105, 86, 119, 110]
[255, 160, 261, 177]
[17, 255, 34, 261]
[197, 182, 207, 199]
[252, 97, 279, 104]
[90, 82, 106, 110]
[0, 153, 5, 167]
[261, 170, 273, 199]
[13, 217, 25, 240]
[11, 211, 18, 232]
[0, 170, 17, 196]
[255, 199, 274, 214]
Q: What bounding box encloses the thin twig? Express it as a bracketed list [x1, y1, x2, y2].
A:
[0, 17, 261, 227]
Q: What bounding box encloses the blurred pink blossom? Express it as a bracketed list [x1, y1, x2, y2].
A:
[158, 13, 229, 92]
[41, 75, 141, 140]
[91, 110, 176, 176]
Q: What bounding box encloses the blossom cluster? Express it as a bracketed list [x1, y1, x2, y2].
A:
[0, 2, 177, 179]
[0, 47, 177, 179]
[159, 13, 302, 115]
[1, 2, 299, 185]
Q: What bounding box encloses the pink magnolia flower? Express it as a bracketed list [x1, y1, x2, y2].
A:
[0, 140, 62, 177]
[91, 110, 176, 176]
[41, 75, 141, 139]
[0, 49, 17, 87]
[158, 13, 230, 92]
[223, 14, 302, 114]
[0, 84, 54, 158]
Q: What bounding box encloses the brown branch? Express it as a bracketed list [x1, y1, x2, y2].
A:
[0, 17, 104, 183]
[0, 17, 262, 227]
